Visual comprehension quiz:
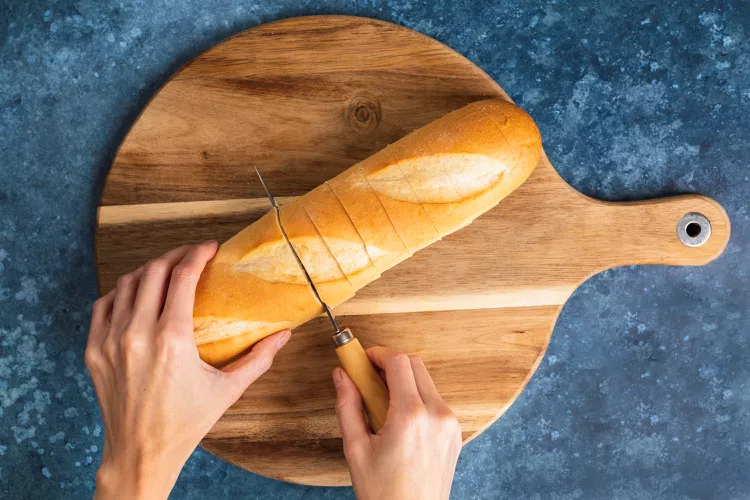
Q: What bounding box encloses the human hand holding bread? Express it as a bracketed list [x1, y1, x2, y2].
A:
[86, 242, 293, 499]
[88, 99, 542, 498]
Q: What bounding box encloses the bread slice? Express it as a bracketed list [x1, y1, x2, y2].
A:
[278, 200, 356, 307]
[299, 184, 381, 290]
[193, 99, 542, 366]
[360, 160, 442, 253]
[326, 170, 411, 273]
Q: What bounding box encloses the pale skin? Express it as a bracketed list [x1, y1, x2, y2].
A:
[86, 241, 462, 499]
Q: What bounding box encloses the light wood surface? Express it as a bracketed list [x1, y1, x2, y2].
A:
[95, 16, 730, 486]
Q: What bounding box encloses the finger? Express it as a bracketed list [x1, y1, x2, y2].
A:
[366, 347, 422, 409]
[409, 356, 445, 408]
[108, 269, 142, 336]
[333, 367, 370, 450]
[161, 241, 219, 326]
[221, 329, 291, 392]
[132, 245, 193, 322]
[87, 290, 115, 347]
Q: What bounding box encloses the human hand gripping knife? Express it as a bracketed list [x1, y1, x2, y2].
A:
[192, 99, 543, 429]
[255, 167, 390, 432]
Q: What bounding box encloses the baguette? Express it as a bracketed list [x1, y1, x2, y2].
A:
[194, 99, 542, 366]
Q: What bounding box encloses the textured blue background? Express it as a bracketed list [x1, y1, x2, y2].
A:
[1, 1, 749, 498]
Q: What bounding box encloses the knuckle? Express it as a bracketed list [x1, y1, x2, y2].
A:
[408, 355, 424, 366]
[404, 403, 428, 422]
[171, 262, 197, 285]
[143, 259, 167, 278]
[92, 297, 106, 313]
[439, 406, 458, 420]
[116, 273, 136, 289]
[241, 351, 273, 375]
[455, 424, 464, 441]
[254, 353, 273, 373]
[438, 408, 460, 427]
[84, 347, 100, 370]
[119, 331, 146, 354]
[334, 390, 357, 416]
[437, 409, 462, 441]
[390, 352, 411, 367]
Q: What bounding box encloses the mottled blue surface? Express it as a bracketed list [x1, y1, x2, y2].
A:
[1, 1, 748, 498]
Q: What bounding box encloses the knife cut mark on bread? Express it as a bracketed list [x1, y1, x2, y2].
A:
[325, 180, 402, 272]
[278, 201, 356, 306]
[234, 239, 310, 284]
[365, 150, 447, 240]
[326, 170, 411, 273]
[300, 184, 381, 290]
[363, 163, 442, 252]
[194, 99, 543, 366]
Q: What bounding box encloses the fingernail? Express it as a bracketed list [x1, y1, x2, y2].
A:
[277, 330, 291, 348]
[333, 367, 343, 387]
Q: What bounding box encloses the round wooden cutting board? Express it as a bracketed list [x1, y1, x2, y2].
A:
[95, 16, 730, 486]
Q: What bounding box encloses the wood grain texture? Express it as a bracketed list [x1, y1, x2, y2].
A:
[95, 16, 731, 486]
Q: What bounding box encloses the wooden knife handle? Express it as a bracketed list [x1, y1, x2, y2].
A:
[334, 330, 390, 432]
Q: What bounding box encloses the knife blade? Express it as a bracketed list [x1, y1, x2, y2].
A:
[254, 166, 341, 332]
[253, 166, 390, 432]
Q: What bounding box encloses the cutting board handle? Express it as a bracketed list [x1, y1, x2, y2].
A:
[587, 194, 730, 268]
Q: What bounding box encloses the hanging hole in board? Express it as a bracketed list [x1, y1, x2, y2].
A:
[677, 213, 711, 247]
[685, 222, 702, 237]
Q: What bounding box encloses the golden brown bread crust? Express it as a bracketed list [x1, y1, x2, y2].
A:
[193, 99, 542, 366]
[278, 200, 356, 307]
[299, 184, 381, 290]
[357, 99, 542, 238]
[326, 167, 412, 272]
[193, 211, 322, 365]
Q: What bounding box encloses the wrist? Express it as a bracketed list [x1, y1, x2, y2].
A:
[94, 453, 182, 500]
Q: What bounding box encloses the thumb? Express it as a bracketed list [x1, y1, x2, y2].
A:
[222, 329, 291, 391]
[333, 367, 370, 453]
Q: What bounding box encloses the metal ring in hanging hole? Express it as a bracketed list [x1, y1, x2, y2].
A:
[676, 212, 711, 247]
